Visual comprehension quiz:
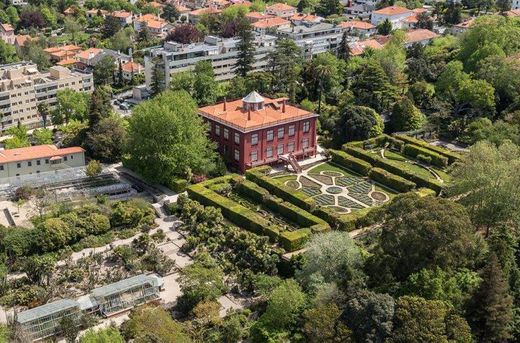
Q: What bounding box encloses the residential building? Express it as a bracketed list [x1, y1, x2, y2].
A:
[0, 23, 14, 45]
[349, 38, 384, 56]
[289, 13, 323, 26]
[0, 62, 93, 130]
[246, 11, 274, 22]
[14, 35, 31, 51]
[344, 0, 378, 19]
[16, 274, 163, 341]
[198, 91, 318, 172]
[11, 0, 28, 5]
[514, 0, 520, 9]
[16, 299, 81, 341]
[145, 34, 276, 87]
[505, 8, 520, 16]
[43, 45, 83, 64]
[404, 29, 438, 47]
[401, 8, 428, 29]
[265, 3, 296, 18]
[108, 10, 134, 25]
[252, 17, 291, 34]
[75, 48, 131, 70]
[451, 18, 475, 35]
[121, 61, 144, 81]
[86, 8, 108, 20]
[370, 6, 413, 29]
[0, 145, 85, 178]
[134, 14, 171, 37]
[276, 22, 344, 59]
[339, 20, 376, 37]
[189, 7, 222, 24]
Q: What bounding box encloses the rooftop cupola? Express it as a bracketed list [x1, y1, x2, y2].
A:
[242, 91, 264, 112]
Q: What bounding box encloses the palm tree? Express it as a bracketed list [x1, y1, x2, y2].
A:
[315, 64, 333, 114]
[37, 102, 50, 128]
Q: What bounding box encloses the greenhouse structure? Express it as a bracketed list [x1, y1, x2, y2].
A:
[15, 274, 163, 341]
[16, 299, 81, 341]
[89, 274, 163, 316]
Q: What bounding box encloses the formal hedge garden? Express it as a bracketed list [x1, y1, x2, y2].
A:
[186, 175, 330, 252]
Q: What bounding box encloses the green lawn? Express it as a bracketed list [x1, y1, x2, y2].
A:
[381, 150, 450, 182]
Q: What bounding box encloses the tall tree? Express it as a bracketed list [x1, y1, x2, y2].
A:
[377, 19, 392, 35]
[0, 40, 18, 64]
[125, 90, 217, 182]
[389, 96, 425, 132]
[234, 23, 255, 77]
[316, 0, 342, 16]
[268, 39, 302, 101]
[86, 115, 127, 163]
[150, 57, 165, 96]
[163, 3, 180, 22]
[468, 254, 514, 342]
[88, 86, 112, 127]
[93, 56, 116, 86]
[337, 31, 351, 61]
[496, 0, 512, 12]
[37, 102, 50, 128]
[102, 15, 121, 38]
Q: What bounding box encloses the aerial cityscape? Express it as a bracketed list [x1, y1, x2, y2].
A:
[0, 0, 517, 341]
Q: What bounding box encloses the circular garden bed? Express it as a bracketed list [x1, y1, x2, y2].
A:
[326, 186, 342, 194]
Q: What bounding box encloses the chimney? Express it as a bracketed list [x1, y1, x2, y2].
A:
[282, 100, 286, 113]
[248, 108, 251, 120]
[223, 98, 227, 111]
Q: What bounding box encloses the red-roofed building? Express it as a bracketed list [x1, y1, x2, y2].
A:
[452, 18, 475, 35]
[404, 29, 438, 46]
[14, 35, 31, 50]
[0, 145, 85, 178]
[189, 7, 222, 23]
[109, 10, 134, 25]
[371, 6, 413, 29]
[246, 11, 274, 22]
[199, 91, 318, 172]
[349, 39, 384, 56]
[0, 23, 14, 45]
[339, 20, 376, 36]
[121, 61, 143, 81]
[252, 17, 290, 33]
[134, 14, 170, 37]
[290, 13, 323, 25]
[265, 3, 296, 18]
[43, 45, 83, 63]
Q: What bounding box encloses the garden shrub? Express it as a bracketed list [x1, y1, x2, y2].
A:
[414, 188, 437, 197]
[393, 134, 461, 164]
[403, 144, 448, 168]
[368, 168, 416, 193]
[279, 229, 311, 251]
[329, 149, 372, 175]
[168, 178, 189, 193]
[246, 167, 316, 211]
[416, 154, 432, 165]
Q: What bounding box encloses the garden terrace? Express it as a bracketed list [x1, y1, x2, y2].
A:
[342, 134, 455, 194]
[186, 175, 330, 252]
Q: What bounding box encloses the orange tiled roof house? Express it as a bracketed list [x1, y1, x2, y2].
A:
[198, 91, 318, 172]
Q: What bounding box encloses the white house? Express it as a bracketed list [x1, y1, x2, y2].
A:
[513, 0, 519, 9]
[371, 6, 413, 29]
[0, 145, 85, 179]
[0, 23, 14, 45]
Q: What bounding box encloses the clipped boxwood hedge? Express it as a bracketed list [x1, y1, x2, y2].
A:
[403, 144, 449, 168]
[329, 149, 372, 176]
[246, 167, 316, 211]
[168, 178, 189, 193]
[342, 146, 442, 194]
[279, 228, 311, 251]
[393, 134, 461, 164]
[368, 167, 416, 193]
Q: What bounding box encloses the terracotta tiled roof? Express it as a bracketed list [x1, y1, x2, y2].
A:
[253, 17, 290, 28]
[373, 5, 412, 16]
[75, 48, 103, 60]
[0, 145, 84, 164]
[122, 61, 142, 73]
[189, 7, 222, 15]
[505, 9, 520, 16]
[246, 11, 273, 19]
[111, 10, 132, 18]
[339, 20, 375, 30]
[199, 95, 315, 131]
[57, 58, 77, 66]
[454, 18, 475, 28]
[176, 4, 190, 12]
[266, 3, 295, 11]
[349, 39, 384, 56]
[150, 1, 164, 8]
[412, 7, 427, 13]
[14, 35, 31, 47]
[404, 29, 438, 43]
[0, 23, 14, 32]
[290, 13, 321, 22]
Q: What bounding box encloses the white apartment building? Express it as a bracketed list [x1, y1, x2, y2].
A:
[0, 145, 85, 179]
[144, 34, 276, 88]
[344, 0, 379, 19]
[0, 62, 93, 130]
[276, 22, 345, 59]
[513, 0, 519, 9]
[371, 6, 413, 29]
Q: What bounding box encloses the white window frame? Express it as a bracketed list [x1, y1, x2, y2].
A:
[266, 146, 273, 158]
[251, 150, 258, 162]
[266, 130, 273, 141]
[288, 141, 295, 153]
[277, 127, 284, 139]
[288, 125, 295, 136]
[277, 144, 284, 155]
[251, 133, 258, 145]
[302, 138, 309, 149]
[224, 128, 229, 140]
[234, 132, 240, 145]
[234, 149, 240, 161]
[215, 124, 220, 136]
[303, 121, 310, 133]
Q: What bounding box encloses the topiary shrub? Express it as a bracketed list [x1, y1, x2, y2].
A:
[329, 149, 372, 175]
[368, 167, 416, 192]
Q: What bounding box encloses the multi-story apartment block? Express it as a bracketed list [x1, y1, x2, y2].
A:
[265, 3, 296, 19]
[0, 23, 14, 45]
[276, 22, 344, 59]
[199, 91, 318, 172]
[144, 34, 276, 88]
[0, 62, 93, 130]
[344, 0, 378, 19]
[0, 145, 85, 178]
